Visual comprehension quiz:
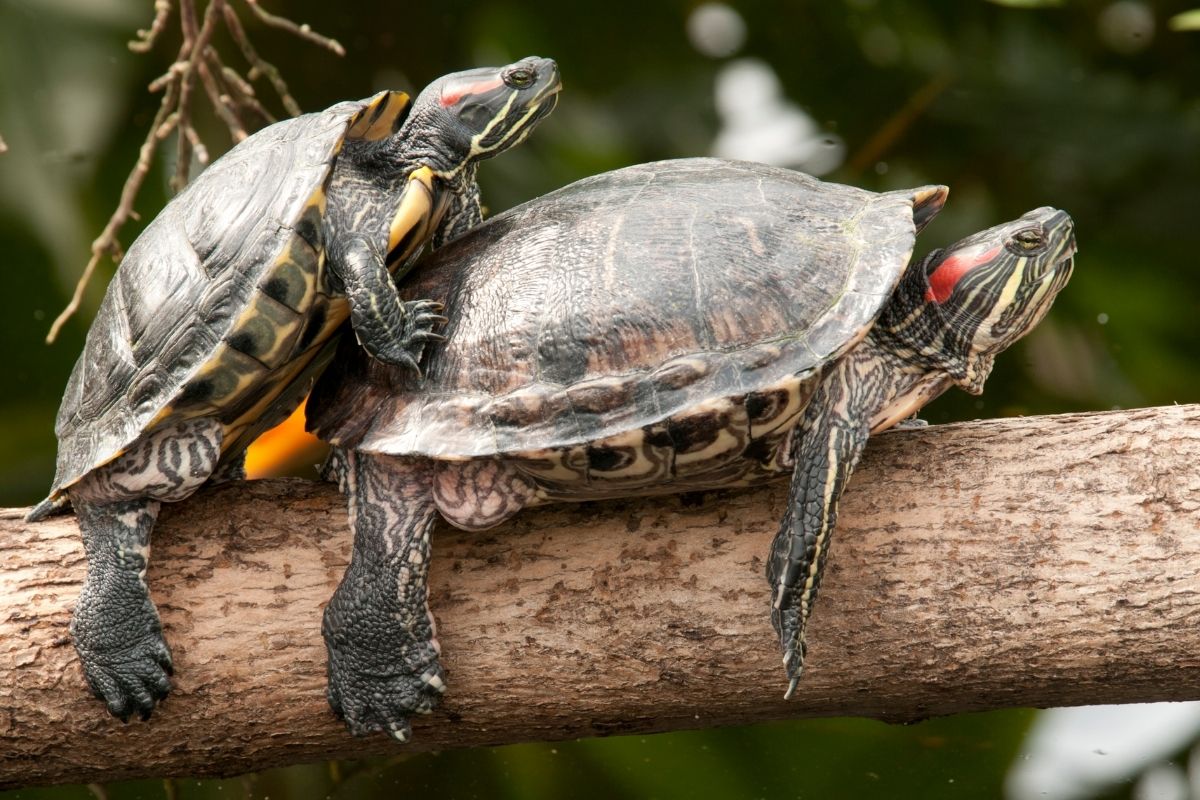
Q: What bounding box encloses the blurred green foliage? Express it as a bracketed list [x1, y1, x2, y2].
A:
[1, 0, 1198, 797]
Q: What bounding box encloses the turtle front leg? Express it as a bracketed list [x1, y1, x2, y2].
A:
[330, 234, 447, 373]
[768, 359, 873, 699]
[323, 451, 444, 741]
[68, 418, 222, 720]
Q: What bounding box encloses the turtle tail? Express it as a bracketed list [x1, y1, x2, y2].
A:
[26, 494, 70, 523]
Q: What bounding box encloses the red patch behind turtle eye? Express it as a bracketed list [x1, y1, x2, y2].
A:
[925, 245, 1001, 304]
[439, 77, 505, 107]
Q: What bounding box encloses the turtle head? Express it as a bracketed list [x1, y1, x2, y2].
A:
[917, 206, 1076, 393]
[400, 57, 560, 182]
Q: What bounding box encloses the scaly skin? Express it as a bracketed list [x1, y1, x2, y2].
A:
[71, 497, 173, 721]
[768, 338, 921, 696]
[332, 231, 447, 372]
[68, 419, 222, 719]
[323, 452, 445, 740]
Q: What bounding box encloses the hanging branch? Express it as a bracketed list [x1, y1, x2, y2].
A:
[45, 0, 345, 344]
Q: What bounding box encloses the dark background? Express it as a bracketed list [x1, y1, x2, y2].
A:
[1, 0, 1198, 797]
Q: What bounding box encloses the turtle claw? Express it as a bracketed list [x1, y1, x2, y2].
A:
[72, 576, 174, 722]
[773, 601, 809, 699]
[324, 650, 445, 740]
[376, 298, 448, 377]
[77, 633, 174, 722]
[414, 314, 449, 328]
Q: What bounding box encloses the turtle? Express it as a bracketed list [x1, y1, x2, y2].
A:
[306, 157, 1076, 740]
[28, 57, 561, 723]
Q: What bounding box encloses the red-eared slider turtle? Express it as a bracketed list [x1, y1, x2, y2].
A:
[307, 157, 1076, 739]
[29, 58, 561, 722]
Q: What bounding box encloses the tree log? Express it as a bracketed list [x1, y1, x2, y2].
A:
[3, 405, 1199, 788]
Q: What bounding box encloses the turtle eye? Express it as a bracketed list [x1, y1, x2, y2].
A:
[504, 67, 535, 89]
[1011, 228, 1044, 251]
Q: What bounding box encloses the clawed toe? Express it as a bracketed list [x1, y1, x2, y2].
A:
[82, 638, 175, 722]
[327, 657, 446, 740]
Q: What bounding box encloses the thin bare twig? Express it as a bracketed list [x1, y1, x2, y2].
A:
[128, 0, 172, 53]
[183, 121, 209, 166]
[196, 59, 249, 141]
[172, 0, 225, 191]
[46, 80, 181, 343]
[222, 4, 301, 116]
[46, 0, 345, 343]
[208, 46, 276, 124]
[0, 134, 7, 154]
[243, 0, 345, 57]
[845, 71, 953, 177]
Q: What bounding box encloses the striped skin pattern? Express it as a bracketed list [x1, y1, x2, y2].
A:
[323, 452, 445, 742]
[309, 164, 1076, 737]
[33, 58, 561, 726]
[771, 207, 1076, 695]
[68, 419, 223, 720]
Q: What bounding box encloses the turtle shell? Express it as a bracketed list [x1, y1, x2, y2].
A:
[46, 90, 413, 498]
[310, 158, 944, 468]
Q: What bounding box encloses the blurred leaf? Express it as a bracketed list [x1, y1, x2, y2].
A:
[983, 0, 1063, 7]
[1168, 9, 1200, 30]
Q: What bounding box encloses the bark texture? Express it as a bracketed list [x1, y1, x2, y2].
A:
[3, 405, 1199, 788]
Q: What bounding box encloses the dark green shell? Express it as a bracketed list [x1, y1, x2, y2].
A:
[47, 91, 411, 498]
[310, 158, 939, 467]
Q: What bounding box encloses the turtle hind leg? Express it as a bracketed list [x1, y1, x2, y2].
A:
[431, 459, 535, 532]
[323, 452, 445, 741]
[69, 418, 223, 720]
[70, 496, 173, 721]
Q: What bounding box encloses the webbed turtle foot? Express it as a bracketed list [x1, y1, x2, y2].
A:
[71, 592, 173, 721]
[370, 298, 447, 377]
[325, 641, 446, 741]
[397, 298, 448, 375]
[891, 416, 930, 430]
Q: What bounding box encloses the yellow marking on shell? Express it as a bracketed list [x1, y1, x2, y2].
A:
[264, 249, 319, 312]
[225, 291, 306, 369]
[387, 167, 436, 262]
[187, 344, 270, 409]
[316, 295, 351, 340]
[218, 343, 330, 451]
[586, 429, 662, 482]
[673, 398, 749, 475]
[513, 446, 588, 483]
[344, 91, 411, 142]
[748, 378, 810, 439]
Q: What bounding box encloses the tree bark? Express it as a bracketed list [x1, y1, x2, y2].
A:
[3, 405, 1199, 788]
